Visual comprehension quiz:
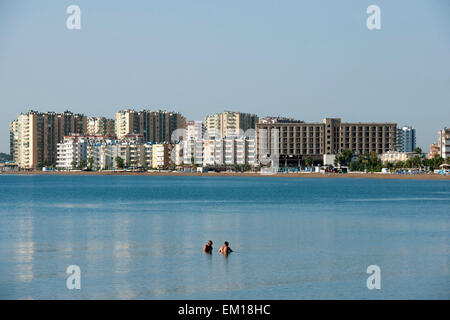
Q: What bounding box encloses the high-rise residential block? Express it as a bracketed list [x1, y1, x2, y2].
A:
[10, 110, 88, 169]
[9, 120, 19, 163]
[204, 111, 258, 139]
[437, 128, 450, 159]
[115, 109, 186, 142]
[87, 117, 115, 136]
[396, 126, 416, 152]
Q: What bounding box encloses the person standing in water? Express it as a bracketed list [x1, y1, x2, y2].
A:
[203, 240, 213, 254]
[219, 241, 233, 255]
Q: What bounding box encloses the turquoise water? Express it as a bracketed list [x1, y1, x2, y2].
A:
[0, 175, 449, 299]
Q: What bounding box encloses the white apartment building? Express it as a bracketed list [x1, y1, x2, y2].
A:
[204, 113, 221, 139]
[176, 136, 257, 168]
[57, 135, 116, 170]
[56, 136, 89, 169]
[380, 151, 418, 163]
[438, 128, 450, 159]
[185, 121, 204, 140]
[152, 144, 171, 169]
[182, 139, 204, 166]
[202, 140, 215, 166]
[55, 134, 172, 170]
[90, 142, 118, 170]
[144, 143, 153, 168]
[173, 143, 183, 166]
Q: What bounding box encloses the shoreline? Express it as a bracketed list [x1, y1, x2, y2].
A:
[1, 171, 450, 180]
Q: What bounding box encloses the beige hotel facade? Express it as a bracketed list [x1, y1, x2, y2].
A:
[257, 118, 397, 166]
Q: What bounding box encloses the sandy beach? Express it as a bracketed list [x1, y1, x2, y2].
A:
[2, 170, 450, 180]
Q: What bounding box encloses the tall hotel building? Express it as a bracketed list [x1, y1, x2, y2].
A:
[257, 118, 397, 166]
[10, 110, 87, 169]
[115, 109, 186, 142]
[204, 111, 258, 139]
[396, 125, 416, 152]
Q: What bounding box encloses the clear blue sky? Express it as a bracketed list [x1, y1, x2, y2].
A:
[1, 0, 449, 153]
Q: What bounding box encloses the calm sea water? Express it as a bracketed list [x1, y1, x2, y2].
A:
[0, 175, 448, 299]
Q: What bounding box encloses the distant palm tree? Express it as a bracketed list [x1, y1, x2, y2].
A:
[305, 156, 313, 168]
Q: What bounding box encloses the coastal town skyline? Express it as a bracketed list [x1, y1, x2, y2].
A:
[8, 108, 449, 173]
[2, 106, 444, 155]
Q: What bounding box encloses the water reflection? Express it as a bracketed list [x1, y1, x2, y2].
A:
[14, 213, 34, 283]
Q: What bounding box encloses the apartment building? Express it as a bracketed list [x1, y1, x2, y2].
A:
[115, 109, 140, 139]
[57, 110, 87, 142]
[115, 109, 186, 142]
[56, 136, 89, 170]
[396, 125, 416, 152]
[204, 111, 258, 139]
[182, 139, 204, 166]
[90, 142, 118, 170]
[56, 135, 115, 170]
[55, 134, 174, 170]
[178, 136, 257, 167]
[204, 113, 221, 139]
[116, 141, 146, 168]
[87, 117, 115, 136]
[428, 143, 440, 159]
[10, 110, 88, 169]
[257, 118, 397, 167]
[437, 128, 450, 159]
[185, 121, 204, 140]
[152, 143, 171, 169]
[9, 120, 19, 162]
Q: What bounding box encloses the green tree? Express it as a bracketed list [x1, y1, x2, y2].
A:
[115, 156, 124, 169]
[385, 161, 394, 170]
[335, 149, 353, 166]
[78, 160, 86, 169]
[71, 160, 78, 169]
[87, 157, 94, 169]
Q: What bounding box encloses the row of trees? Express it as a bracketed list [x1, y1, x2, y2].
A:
[334, 148, 450, 172]
[383, 155, 449, 171]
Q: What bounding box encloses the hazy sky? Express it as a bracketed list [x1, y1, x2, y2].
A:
[1, 0, 449, 153]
